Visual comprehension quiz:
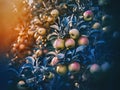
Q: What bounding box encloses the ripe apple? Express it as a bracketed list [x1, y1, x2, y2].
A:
[83, 10, 94, 21]
[90, 64, 101, 74]
[65, 38, 75, 49]
[50, 9, 59, 18]
[78, 35, 89, 45]
[68, 62, 80, 73]
[17, 80, 27, 90]
[37, 27, 47, 36]
[69, 29, 80, 39]
[50, 57, 59, 66]
[92, 22, 101, 29]
[53, 38, 65, 50]
[56, 64, 67, 75]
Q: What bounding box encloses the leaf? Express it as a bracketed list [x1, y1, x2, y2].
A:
[57, 53, 65, 59]
[46, 51, 56, 57]
[47, 32, 58, 41]
[25, 56, 35, 65]
[76, 46, 87, 53]
[95, 40, 105, 45]
[50, 25, 59, 30]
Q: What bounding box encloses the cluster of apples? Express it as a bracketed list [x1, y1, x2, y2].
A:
[8, 0, 112, 90]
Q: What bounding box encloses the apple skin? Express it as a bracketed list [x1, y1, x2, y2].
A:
[37, 28, 47, 36]
[90, 64, 101, 74]
[69, 29, 80, 40]
[50, 9, 59, 18]
[78, 35, 89, 45]
[53, 38, 65, 50]
[68, 62, 80, 73]
[56, 64, 67, 75]
[92, 22, 101, 29]
[83, 10, 94, 21]
[65, 38, 75, 49]
[50, 57, 59, 66]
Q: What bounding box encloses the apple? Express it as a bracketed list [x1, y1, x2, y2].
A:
[56, 64, 67, 75]
[47, 72, 55, 79]
[65, 38, 75, 49]
[92, 22, 101, 29]
[78, 35, 89, 45]
[53, 38, 65, 50]
[101, 62, 110, 72]
[47, 16, 55, 24]
[37, 27, 47, 36]
[68, 62, 80, 73]
[19, 44, 26, 50]
[50, 9, 59, 18]
[83, 10, 94, 21]
[69, 29, 80, 39]
[17, 80, 28, 90]
[90, 64, 101, 74]
[102, 15, 111, 26]
[50, 57, 59, 66]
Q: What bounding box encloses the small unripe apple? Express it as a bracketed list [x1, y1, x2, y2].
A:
[90, 64, 101, 74]
[92, 22, 101, 29]
[65, 38, 75, 49]
[102, 15, 111, 26]
[68, 62, 80, 73]
[69, 29, 80, 39]
[53, 38, 65, 50]
[50, 9, 59, 18]
[56, 64, 67, 75]
[37, 28, 47, 36]
[78, 35, 89, 45]
[50, 57, 59, 66]
[83, 10, 94, 21]
[17, 80, 27, 90]
[47, 72, 55, 79]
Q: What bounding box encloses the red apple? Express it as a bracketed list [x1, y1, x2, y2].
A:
[90, 64, 101, 74]
[53, 38, 65, 50]
[83, 10, 94, 21]
[56, 64, 67, 75]
[65, 38, 75, 49]
[69, 29, 80, 39]
[50, 57, 59, 66]
[78, 35, 89, 45]
[68, 62, 80, 73]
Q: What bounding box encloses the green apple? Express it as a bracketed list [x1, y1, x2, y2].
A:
[69, 29, 80, 39]
[56, 64, 67, 75]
